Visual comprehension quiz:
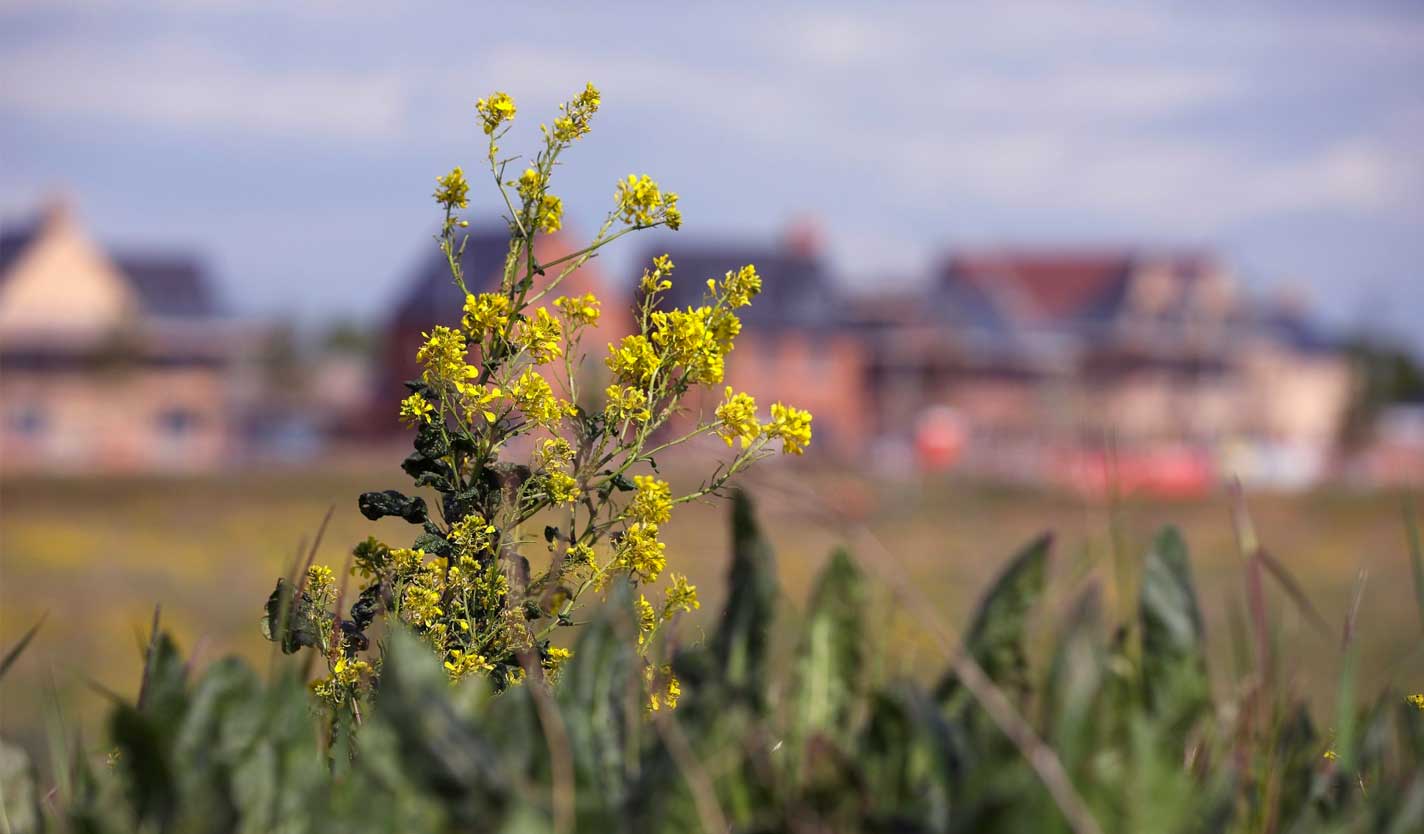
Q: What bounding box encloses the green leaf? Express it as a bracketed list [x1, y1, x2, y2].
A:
[711, 490, 779, 707]
[936, 533, 1053, 706]
[791, 549, 867, 744]
[358, 489, 428, 523]
[259, 578, 323, 654]
[1138, 526, 1210, 737]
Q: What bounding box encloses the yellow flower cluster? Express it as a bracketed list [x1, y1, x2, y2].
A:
[449, 514, 498, 554]
[434, 166, 470, 210]
[616, 523, 666, 583]
[662, 573, 699, 619]
[552, 83, 600, 143]
[463, 292, 511, 337]
[715, 388, 760, 448]
[615, 174, 682, 230]
[650, 306, 726, 385]
[605, 384, 651, 423]
[542, 646, 574, 682]
[546, 471, 580, 505]
[476, 91, 516, 135]
[534, 436, 575, 471]
[635, 595, 658, 645]
[1408, 693, 1424, 712]
[510, 370, 569, 429]
[554, 292, 601, 328]
[645, 664, 681, 711]
[607, 334, 660, 387]
[311, 655, 373, 705]
[306, 564, 336, 604]
[416, 326, 469, 385]
[399, 392, 434, 426]
[766, 402, 814, 455]
[445, 649, 494, 683]
[640, 254, 675, 294]
[516, 307, 564, 364]
[719, 264, 762, 308]
[629, 475, 672, 525]
[458, 381, 502, 425]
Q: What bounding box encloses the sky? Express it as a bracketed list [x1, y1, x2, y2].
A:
[1, 1, 1422, 339]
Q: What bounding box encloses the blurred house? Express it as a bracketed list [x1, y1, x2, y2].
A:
[377, 226, 629, 432]
[0, 201, 254, 473]
[851, 250, 1353, 490]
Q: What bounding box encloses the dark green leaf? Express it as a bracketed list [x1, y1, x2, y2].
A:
[1139, 526, 1210, 737]
[358, 490, 428, 524]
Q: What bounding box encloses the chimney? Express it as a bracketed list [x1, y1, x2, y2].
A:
[782, 215, 823, 260]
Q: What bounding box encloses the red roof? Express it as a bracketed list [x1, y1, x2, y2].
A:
[944, 250, 1133, 323]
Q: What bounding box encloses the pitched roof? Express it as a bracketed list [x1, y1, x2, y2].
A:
[0, 221, 40, 279]
[113, 254, 220, 318]
[392, 228, 512, 327]
[941, 250, 1135, 327]
[642, 242, 839, 330]
[2, 213, 221, 320]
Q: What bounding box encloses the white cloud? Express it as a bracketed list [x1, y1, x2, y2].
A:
[0, 40, 408, 140]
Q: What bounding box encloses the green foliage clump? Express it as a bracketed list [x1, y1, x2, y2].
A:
[15, 494, 1424, 833]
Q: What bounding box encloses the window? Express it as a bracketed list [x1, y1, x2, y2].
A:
[8, 405, 47, 437]
[157, 407, 201, 437]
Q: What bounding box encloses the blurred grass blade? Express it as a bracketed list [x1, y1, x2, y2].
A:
[1404, 497, 1424, 636]
[0, 613, 45, 682]
[1256, 548, 1333, 644]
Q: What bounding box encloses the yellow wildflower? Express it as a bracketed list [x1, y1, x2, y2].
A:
[663, 573, 699, 619]
[546, 471, 580, 505]
[641, 254, 674, 293]
[457, 381, 502, 425]
[1323, 750, 1338, 761]
[605, 384, 651, 423]
[463, 292, 511, 336]
[554, 292, 601, 327]
[306, 564, 336, 603]
[1408, 693, 1424, 711]
[534, 436, 575, 471]
[399, 392, 435, 427]
[416, 326, 468, 384]
[721, 264, 761, 308]
[606, 334, 660, 387]
[616, 174, 681, 229]
[543, 646, 574, 680]
[650, 306, 724, 384]
[444, 649, 494, 683]
[615, 523, 667, 583]
[476, 91, 516, 135]
[516, 168, 543, 202]
[566, 542, 597, 572]
[715, 388, 759, 448]
[552, 83, 600, 142]
[536, 194, 562, 234]
[516, 307, 564, 364]
[629, 475, 673, 525]
[510, 370, 569, 429]
[449, 514, 498, 555]
[434, 166, 470, 209]
[635, 594, 657, 642]
[764, 403, 813, 455]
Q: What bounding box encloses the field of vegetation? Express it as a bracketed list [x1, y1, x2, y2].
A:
[5, 463, 1422, 747]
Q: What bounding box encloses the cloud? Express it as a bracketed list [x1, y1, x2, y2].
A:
[0, 39, 408, 140]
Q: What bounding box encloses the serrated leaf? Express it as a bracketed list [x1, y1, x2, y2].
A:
[936, 533, 1052, 706]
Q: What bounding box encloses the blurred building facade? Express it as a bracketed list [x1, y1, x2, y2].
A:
[637, 237, 1354, 492]
[0, 201, 255, 473]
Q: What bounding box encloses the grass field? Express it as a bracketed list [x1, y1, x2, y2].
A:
[4, 463, 1423, 753]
